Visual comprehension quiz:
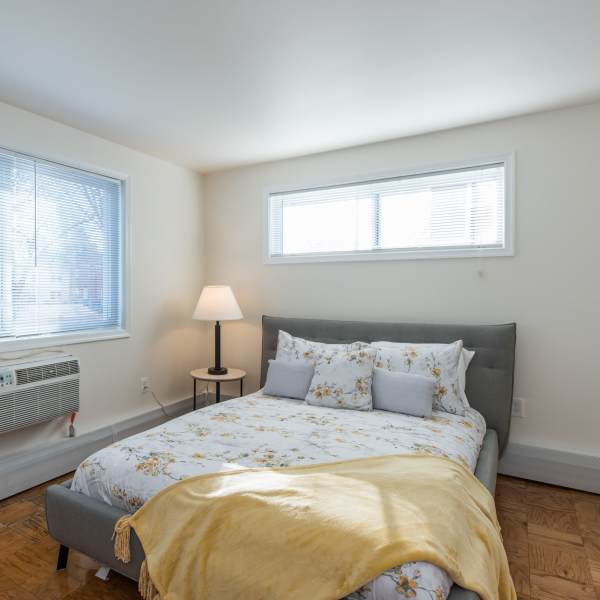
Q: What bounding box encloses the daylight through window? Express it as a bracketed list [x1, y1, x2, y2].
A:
[0, 148, 124, 343]
[267, 160, 511, 262]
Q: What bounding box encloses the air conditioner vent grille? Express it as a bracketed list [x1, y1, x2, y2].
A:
[15, 360, 79, 385]
[0, 379, 80, 434]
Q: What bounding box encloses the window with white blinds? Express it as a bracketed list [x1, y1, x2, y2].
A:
[0, 148, 125, 346]
[267, 158, 513, 263]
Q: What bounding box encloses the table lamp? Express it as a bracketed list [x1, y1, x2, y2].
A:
[193, 285, 243, 375]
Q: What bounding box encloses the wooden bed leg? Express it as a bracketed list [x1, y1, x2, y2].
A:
[57, 544, 69, 570]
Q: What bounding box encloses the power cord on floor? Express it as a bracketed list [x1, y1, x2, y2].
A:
[95, 389, 169, 445]
[143, 388, 169, 419]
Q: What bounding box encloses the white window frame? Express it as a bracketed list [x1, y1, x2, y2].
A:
[264, 154, 515, 264]
[0, 145, 131, 352]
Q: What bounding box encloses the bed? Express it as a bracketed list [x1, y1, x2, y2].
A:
[46, 315, 516, 600]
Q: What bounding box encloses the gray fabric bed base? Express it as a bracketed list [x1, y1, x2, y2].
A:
[45, 429, 499, 600]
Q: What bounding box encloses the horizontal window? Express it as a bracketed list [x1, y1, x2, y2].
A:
[0, 148, 125, 347]
[266, 157, 513, 263]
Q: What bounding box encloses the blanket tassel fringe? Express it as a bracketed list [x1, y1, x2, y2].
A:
[113, 517, 161, 600]
[139, 559, 161, 600]
[113, 515, 132, 563]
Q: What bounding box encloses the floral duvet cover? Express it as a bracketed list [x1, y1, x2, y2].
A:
[73, 392, 486, 600]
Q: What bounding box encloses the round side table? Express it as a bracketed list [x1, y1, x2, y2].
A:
[190, 368, 246, 409]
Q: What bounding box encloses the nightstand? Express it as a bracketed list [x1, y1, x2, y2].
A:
[190, 368, 246, 409]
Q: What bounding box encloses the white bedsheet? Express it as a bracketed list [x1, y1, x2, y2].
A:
[73, 393, 486, 600]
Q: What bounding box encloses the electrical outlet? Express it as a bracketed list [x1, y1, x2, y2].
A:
[512, 397, 526, 418]
[141, 376, 150, 393]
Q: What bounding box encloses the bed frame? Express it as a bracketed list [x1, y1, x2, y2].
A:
[46, 316, 516, 600]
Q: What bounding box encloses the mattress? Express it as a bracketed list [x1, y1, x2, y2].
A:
[72, 393, 486, 600]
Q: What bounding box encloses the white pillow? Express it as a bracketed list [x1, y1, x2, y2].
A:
[305, 346, 376, 411]
[275, 330, 363, 366]
[373, 341, 475, 408]
[459, 348, 475, 407]
[373, 340, 465, 415]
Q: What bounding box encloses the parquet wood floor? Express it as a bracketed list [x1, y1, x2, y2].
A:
[0, 474, 598, 599]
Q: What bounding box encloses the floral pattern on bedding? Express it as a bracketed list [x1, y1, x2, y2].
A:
[72, 393, 485, 600]
[275, 329, 366, 365]
[306, 346, 376, 411]
[375, 341, 465, 416]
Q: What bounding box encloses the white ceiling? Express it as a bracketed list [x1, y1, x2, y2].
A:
[1, 1, 599, 173]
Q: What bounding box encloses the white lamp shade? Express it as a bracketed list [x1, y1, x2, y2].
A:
[193, 285, 243, 321]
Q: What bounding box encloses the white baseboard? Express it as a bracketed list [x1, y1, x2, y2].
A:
[3, 407, 598, 500]
[0, 394, 226, 500]
[499, 442, 600, 494]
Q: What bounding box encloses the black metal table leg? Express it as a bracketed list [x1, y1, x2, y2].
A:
[240, 379, 243, 397]
[57, 544, 69, 570]
[193, 378, 197, 411]
[216, 381, 221, 403]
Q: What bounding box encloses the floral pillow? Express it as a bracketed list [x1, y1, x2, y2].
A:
[374, 341, 465, 415]
[374, 341, 475, 408]
[275, 330, 364, 366]
[305, 346, 376, 411]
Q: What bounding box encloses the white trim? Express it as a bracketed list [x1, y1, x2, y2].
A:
[0, 143, 129, 182]
[0, 392, 230, 500]
[0, 396, 193, 500]
[499, 442, 600, 494]
[121, 174, 133, 336]
[504, 153, 516, 258]
[0, 328, 130, 352]
[265, 245, 514, 265]
[0, 142, 132, 350]
[3, 420, 597, 500]
[263, 154, 516, 264]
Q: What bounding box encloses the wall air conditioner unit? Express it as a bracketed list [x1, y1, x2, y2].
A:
[0, 353, 80, 434]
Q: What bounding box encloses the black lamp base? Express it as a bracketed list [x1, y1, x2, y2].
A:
[210, 321, 228, 376]
[208, 366, 228, 375]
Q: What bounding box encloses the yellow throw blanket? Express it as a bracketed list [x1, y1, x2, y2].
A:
[113, 454, 515, 600]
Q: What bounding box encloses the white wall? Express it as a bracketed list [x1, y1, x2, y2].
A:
[204, 101, 600, 457]
[0, 101, 207, 457]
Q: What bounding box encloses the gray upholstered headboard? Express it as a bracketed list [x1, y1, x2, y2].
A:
[261, 315, 516, 456]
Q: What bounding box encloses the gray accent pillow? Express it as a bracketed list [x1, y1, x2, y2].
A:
[372, 368, 435, 417]
[263, 359, 315, 400]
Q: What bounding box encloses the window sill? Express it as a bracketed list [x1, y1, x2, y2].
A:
[0, 328, 130, 353]
[265, 246, 515, 264]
